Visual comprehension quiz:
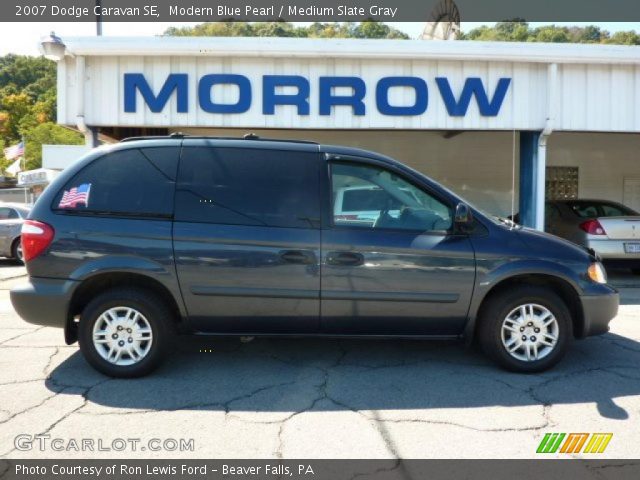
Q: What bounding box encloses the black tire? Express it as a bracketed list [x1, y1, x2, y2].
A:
[631, 269, 640, 276]
[11, 238, 23, 264]
[477, 285, 572, 373]
[78, 287, 174, 378]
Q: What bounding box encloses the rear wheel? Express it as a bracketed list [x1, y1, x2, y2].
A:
[78, 288, 174, 377]
[11, 238, 23, 264]
[478, 286, 572, 373]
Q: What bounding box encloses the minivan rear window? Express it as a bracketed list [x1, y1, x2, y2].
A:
[175, 147, 320, 228]
[53, 147, 179, 217]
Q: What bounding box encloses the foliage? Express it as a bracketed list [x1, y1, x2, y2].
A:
[460, 21, 640, 45]
[0, 54, 82, 173]
[22, 122, 84, 171]
[165, 21, 409, 39]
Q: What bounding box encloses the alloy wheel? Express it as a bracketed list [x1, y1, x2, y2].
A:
[500, 303, 559, 362]
[92, 306, 153, 366]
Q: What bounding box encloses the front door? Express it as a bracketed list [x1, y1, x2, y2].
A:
[321, 159, 476, 336]
[173, 144, 322, 334]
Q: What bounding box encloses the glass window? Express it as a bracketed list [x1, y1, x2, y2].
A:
[568, 201, 638, 218]
[331, 162, 452, 231]
[568, 202, 599, 218]
[601, 203, 637, 217]
[53, 147, 179, 217]
[175, 147, 320, 229]
[0, 208, 12, 220]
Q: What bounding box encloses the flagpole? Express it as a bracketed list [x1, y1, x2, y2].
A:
[21, 135, 25, 172]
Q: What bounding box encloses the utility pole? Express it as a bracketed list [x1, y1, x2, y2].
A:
[96, 0, 103, 36]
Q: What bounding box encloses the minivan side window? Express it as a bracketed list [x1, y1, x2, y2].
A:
[53, 147, 179, 217]
[331, 162, 452, 231]
[175, 147, 320, 229]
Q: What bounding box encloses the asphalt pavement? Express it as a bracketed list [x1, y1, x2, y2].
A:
[0, 261, 639, 459]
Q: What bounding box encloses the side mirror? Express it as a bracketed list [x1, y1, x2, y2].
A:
[454, 203, 473, 232]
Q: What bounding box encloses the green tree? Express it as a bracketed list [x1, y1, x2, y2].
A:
[460, 22, 639, 46]
[606, 31, 640, 45]
[21, 122, 83, 171]
[165, 21, 408, 39]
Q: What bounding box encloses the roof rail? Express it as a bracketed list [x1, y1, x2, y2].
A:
[120, 134, 318, 145]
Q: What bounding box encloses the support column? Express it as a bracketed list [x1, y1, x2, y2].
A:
[84, 126, 99, 148]
[519, 131, 544, 229]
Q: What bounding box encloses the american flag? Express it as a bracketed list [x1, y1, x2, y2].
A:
[3, 142, 24, 160]
[58, 183, 92, 208]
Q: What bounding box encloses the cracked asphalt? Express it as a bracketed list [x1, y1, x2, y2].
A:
[0, 261, 639, 459]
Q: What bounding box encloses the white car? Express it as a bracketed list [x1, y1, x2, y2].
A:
[0, 203, 31, 263]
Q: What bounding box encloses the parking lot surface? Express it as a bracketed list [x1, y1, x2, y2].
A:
[0, 261, 639, 459]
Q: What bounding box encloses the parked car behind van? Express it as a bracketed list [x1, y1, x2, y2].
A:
[11, 136, 619, 377]
[545, 199, 640, 274]
[0, 202, 31, 263]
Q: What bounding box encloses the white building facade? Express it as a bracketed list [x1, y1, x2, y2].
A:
[51, 36, 640, 228]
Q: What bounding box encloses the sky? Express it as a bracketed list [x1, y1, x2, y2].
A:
[0, 22, 639, 56]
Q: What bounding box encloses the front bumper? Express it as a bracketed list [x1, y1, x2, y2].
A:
[10, 277, 79, 328]
[578, 290, 619, 337]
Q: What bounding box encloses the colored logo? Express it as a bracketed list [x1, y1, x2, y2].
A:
[536, 433, 613, 454]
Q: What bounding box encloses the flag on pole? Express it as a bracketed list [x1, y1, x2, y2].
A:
[3, 142, 25, 160]
[5, 157, 22, 176]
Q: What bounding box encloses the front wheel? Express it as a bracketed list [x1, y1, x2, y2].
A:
[78, 288, 174, 377]
[478, 286, 572, 373]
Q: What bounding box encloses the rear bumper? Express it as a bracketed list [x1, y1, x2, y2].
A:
[578, 290, 619, 337]
[586, 239, 640, 260]
[10, 277, 79, 328]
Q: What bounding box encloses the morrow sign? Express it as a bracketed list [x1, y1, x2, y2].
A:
[124, 73, 512, 117]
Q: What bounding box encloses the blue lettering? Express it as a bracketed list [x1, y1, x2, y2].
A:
[376, 77, 428, 116]
[263, 75, 310, 115]
[436, 77, 511, 117]
[198, 74, 251, 114]
[124, 73, 188, 113]
[319, 77, 366, 116]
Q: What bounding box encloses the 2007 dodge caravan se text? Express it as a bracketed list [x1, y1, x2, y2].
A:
[11, 136, 619, 377]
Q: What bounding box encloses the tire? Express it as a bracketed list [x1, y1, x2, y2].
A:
[78, 287, 174, 378]
[11, 238, 23, 264]
[478, 285, 572, 373]
[631, 269, 640, 276]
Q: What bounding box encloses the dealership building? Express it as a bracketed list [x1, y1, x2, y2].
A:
[42, 35, 640, 229]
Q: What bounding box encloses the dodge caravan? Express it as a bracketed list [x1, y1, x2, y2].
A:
[11, 135, 619, 377]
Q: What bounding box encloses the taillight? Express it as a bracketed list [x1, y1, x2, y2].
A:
[21, 220, 55, 262]
[579, 219, 606, 235]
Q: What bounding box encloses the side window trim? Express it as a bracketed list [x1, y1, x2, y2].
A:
[326, 157, 454, 235]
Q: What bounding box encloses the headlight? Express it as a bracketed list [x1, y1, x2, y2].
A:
[587, 262, 607, 284]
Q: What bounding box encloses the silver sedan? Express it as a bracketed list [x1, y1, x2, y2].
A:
[0, 203, 31, 263]
[545, 199, 640, 274]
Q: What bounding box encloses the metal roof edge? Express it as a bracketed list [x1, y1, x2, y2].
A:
[59, 36, 640, 65]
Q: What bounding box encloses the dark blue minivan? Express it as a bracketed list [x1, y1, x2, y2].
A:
[11, 136, 619, 377]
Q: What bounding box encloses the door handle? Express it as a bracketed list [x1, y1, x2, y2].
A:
[326, 251, 365, 267]
[279, 250, 316, 265]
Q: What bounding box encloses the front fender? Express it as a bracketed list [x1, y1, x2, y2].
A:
[463, 257, 588, 343]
